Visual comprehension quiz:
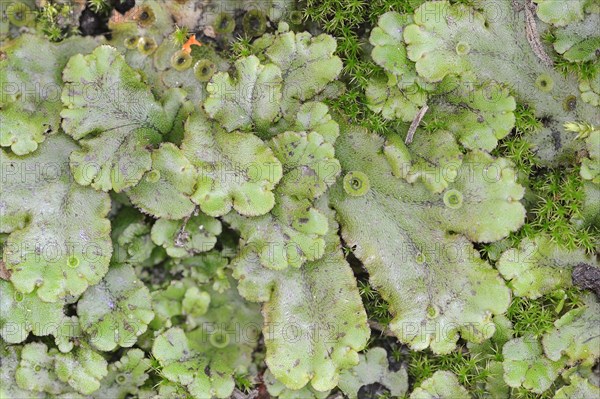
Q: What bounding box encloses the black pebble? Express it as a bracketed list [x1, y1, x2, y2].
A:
[113, 0, 135, 14]
[79, 9, 103, 36]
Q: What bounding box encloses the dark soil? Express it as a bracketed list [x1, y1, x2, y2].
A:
[357, 382, 391, 399]
[572, 263, 600, 298]
[79, 0, 136, 38]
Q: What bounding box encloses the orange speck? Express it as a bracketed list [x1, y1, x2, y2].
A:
[182, 35, 202, 54]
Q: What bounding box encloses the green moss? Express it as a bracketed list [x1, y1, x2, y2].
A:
[492, 102, 599, 253]
[36, 2, 79, 41]
[510, 384, 562, 399]
[404, 289, 583, 397]
[303, 0, 415, 132]
[530, 168, 598, 252]
[171, 26, 190, 47]
[304, 0, 422, 30]
[407, 348, 492, 397]
[234, 373, 253, 394]
[507, 288, 584, 338]
[88, 0, 111, 14]
[358, 280, 392, 327]
[555, 58, 599, 81]
[230, 36, 254, 58]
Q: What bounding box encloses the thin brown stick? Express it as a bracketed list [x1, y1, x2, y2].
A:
[405, 104, 429, 144]
[517, 0, 554, 67]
